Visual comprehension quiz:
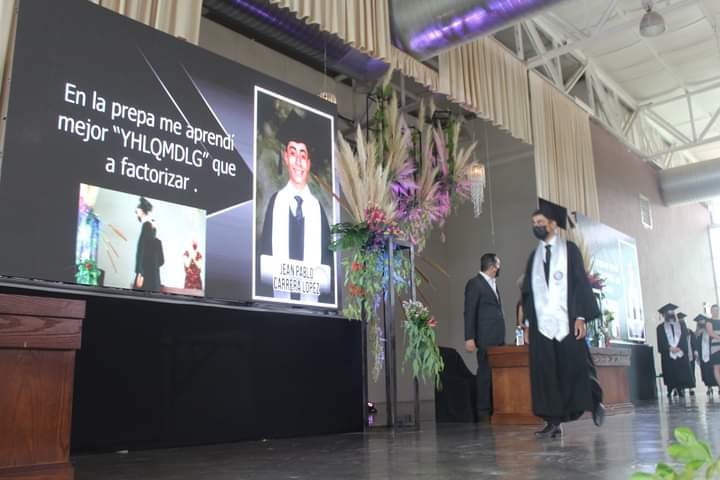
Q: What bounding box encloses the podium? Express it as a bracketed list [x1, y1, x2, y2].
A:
[0, 294, 85, 479]
[487, 345, 632, 425]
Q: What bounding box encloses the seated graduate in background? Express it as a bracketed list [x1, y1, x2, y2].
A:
[521, 198, 604, 439]
[656, 303, 694, 398]
[257, 110, 333, 304]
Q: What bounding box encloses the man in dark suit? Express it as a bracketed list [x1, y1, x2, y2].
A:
[464, 253, 505, 419]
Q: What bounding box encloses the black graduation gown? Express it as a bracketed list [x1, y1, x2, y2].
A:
[135, 221, 163, 291]
[694, 332, 719, 387]
[521, 240, 601, 423]
[656, 321, 694, 390]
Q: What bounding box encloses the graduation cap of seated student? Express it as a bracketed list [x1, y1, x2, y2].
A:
[537, 198, 575, 230]
[658, 303, 679, 315]
[693, 314, 709, 323]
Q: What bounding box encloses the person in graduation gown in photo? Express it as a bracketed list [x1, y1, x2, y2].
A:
[133, 197, 163, 292]
[521, 199, 604, 439]
[677, 312, 696, 396]
[656, 304, 694, 398]
[692, 314, 718, 396]
[258, 109, 333, 303]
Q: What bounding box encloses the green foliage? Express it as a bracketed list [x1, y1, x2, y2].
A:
[402, 300, 445, 389]
[631, 428, 720, 479]
[75, 258, 101, 286]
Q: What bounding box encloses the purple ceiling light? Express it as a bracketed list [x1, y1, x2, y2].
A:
[390, 0, 569, 60]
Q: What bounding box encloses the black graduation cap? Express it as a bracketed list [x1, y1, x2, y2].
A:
[537, 198, 574, 230]
[277, 110, 322, 159]
[693, 314, 708, 323]
[658, 303, 678, 315]
[677, 312, 687, 320]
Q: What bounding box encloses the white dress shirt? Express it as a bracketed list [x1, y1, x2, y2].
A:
[479, 271, 498, 299]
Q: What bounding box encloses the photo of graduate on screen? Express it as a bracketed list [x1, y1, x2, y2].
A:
[253, 87, 336, 307]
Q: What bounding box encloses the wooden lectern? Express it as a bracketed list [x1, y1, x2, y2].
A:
[487, 345, 633, 425]
[0, 294, 85, 480]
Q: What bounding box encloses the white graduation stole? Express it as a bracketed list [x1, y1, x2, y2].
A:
[531, 237, 569, 341]
[700, 332, 710, 363]
[664, 321, 684, 360]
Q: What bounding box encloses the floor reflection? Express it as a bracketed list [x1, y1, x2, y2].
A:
[73, 398, 720, 480]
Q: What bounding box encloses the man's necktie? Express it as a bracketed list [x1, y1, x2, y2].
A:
[544, 244, 551, 284]
[294, 196, 304, 220]
[289, 196, 305, 262]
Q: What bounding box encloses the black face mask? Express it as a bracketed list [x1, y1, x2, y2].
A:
[532, 226, 549, 240]
[495, 268, 501, 278]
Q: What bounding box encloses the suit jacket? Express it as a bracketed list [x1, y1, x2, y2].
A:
[464, 274, 505, 348]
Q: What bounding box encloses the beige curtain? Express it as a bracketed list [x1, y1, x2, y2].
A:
[439, 37, 532, 144]
[91, 0, 202, 44]
[529, 71, 600, 221]
[0, 0, 17, 163]
[389, 47, 438, 92]
[270, 0, 391, 61]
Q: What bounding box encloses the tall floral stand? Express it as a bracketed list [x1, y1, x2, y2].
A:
[378, 236, 419, 429]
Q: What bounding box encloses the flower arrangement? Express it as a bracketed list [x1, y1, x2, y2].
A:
[75, 258, 101, 286]
[631, 427, 720, 479]
[402, 300, 444, 388]
[329, 75, 477, 381]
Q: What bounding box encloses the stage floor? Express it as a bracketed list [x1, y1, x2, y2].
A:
[73, 395, 720, 479]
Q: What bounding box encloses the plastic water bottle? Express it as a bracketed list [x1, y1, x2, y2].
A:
[515, 326, 524, 346]
[598, 330, 606, 348]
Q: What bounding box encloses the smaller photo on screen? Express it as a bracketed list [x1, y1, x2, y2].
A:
[75, 184, 207, 297]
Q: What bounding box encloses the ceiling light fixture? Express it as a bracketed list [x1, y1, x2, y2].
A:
[639, 2, 666, 37]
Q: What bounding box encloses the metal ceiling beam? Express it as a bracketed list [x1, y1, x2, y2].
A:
[645, 108, 693, 145]
[527, 0, 697, 68]
[640, 80, 720, 109]
[591, 0, 619, 35]
[700, 105, 720, 141]
[649, 134, 720, 159]
[564, 62, 588, 93]
[524, 20, 563, 87]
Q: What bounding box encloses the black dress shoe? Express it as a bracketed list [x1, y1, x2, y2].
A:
[592, 403, 606, 427]
[690, 389, 695, 397]
[535, 422, 555, 437]
[550, 424, 563, 439]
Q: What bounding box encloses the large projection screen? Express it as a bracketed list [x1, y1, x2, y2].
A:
[0, 0, 338, 309]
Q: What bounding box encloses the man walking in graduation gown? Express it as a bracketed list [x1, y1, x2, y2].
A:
[657, 304, 694, 398]
[521, 199, 604, 439]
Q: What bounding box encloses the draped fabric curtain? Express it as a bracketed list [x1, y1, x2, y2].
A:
[270, 0, 439, 93]
[270, 0, 392, 61]
[529, 71, 600, 221]
[0, 0, 18, 164]
[91, 0, 203, 44]
[389, 47, 438, 92]
[439, 37, 532, 145]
